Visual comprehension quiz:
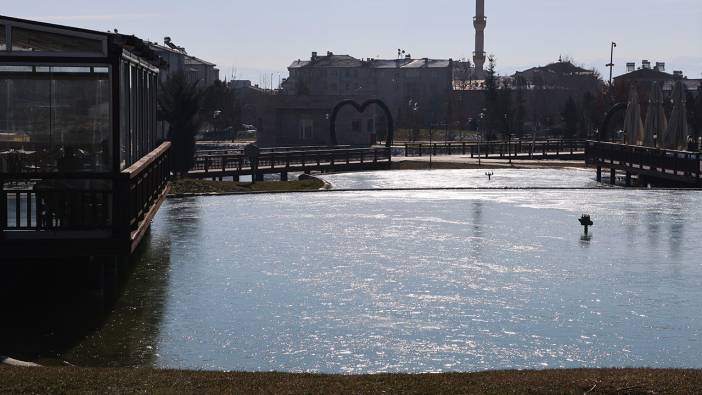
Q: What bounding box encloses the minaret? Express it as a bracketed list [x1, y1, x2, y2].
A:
[473, 0, 487, 71]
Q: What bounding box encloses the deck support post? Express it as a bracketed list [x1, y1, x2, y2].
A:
[596, 165, 602, 182]
[610, 168, 616, 185]
[280, 172, 288, 181]
[625, 172, 632, 187]
[86, 258, 105, 312]
[103, 257, 120, 307]
[255, 173, 264, 182]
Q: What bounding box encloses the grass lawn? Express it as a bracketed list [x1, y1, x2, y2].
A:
[0, 367, 700, 394]
[169, 177, 326, 195]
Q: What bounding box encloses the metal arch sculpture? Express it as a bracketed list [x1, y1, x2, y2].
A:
[599, 102, 627, 142]
[329, 99, 395, 147]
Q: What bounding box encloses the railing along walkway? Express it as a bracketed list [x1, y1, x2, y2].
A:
[585, 141, 702, 186]
[405, 139, 586, 159]
[189, 147, 392, 179]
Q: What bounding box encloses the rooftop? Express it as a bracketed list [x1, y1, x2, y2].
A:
[289, 53, 452, 69]
[517, 61, 595, 76]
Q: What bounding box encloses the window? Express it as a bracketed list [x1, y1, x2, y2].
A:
[299, 119, 313, 140]
[0, 65, 112, 172]
[0, 25, 6, 51]
[352, 120, 361, 133]
[11, 27, 103, 53]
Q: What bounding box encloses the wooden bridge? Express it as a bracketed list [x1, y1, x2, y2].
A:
[585, 141, 701, 187]
[189, 146, 392, 181]
[404, 139, 586, 160]
[0, 143, 172, 258]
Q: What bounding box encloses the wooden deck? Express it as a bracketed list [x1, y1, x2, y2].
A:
[585, 141, 701, 187]
[0, 142, 172, 258]
[188, 147, 392, 180]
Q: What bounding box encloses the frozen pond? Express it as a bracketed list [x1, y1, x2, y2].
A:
[320, 168, 605, 189]
[61, 171, 702, 373]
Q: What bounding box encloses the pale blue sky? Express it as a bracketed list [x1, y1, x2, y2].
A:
[4, 0, 701, 84]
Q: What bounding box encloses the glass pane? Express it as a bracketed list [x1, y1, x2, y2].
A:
[50, 67, 92, 73]
[0, 25, 6, 51]
[0, 65, 33, 72]
[11, 27, 103, 53]
[0, 66, 112, 173]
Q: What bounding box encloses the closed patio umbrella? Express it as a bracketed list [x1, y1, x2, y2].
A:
[663, 81, 688, 150]
[643, 82, 667, 147]
[623, 84, 644, 145]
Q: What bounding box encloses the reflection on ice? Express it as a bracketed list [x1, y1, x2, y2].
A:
[321, 168, 603, 189]
[54, 170, 702, 373]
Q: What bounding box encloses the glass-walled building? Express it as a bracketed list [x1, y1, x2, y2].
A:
[1, 16, 171, 256]
[0, 16, 160, 174]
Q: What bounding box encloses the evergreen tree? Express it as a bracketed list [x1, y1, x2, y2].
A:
[694, 84, 702, 140]
[483, 55, 500, 136]
[513, 75, 527, 137]
[159, 73, 204, 175]
[499, 78, 512, 136]
[562, 96, 579, 138]
[581, 91, 604, 138]
[687, 85, 701, 140]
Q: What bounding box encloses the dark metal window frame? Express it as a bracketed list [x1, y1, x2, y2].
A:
[0, 16, 107, 57]
[0, 17, 160, 175]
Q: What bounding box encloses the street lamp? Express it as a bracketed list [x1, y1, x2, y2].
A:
[212, 110, 222, 140]
[429, 123, 434, 169]
[478, 111, 485, 167]
[409, 99, 420, 143]
[606, 42, 617, 87]
[504, 113, 511, 164]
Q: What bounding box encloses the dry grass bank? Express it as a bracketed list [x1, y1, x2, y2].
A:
[169, 178, 325, 196]
[1, 367, 700, 394]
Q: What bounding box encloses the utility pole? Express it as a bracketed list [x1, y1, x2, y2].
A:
[606, 42, 617, 86]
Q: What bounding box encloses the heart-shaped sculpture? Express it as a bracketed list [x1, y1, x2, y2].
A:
[329, 99, 395, 147]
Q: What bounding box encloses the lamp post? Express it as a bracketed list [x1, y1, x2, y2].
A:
[409, 99, 419, 143]
[212, 110, 222, 140]
[478, 111, 485, 167]
[429, 123, 434, 169]
[606, 42, 617, 87]
[504, 113, 511, 164]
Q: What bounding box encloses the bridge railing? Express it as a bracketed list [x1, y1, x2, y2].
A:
[404, 139, 586, 158]
[586, 141, 702, 180]
[196, 145, 353, 157]
[191, 147, 391, 174]
[1, 142, 171, 253]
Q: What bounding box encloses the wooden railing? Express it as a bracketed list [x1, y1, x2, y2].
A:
[1, 173, 115, 232]
[191, 147, 391, 175]
[585, 141, 702, 182]
[196, 145, 353, 157]
[118, 142, 172, 240]
[404, 139, 586, 158]
[1, 142, 171, 253]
